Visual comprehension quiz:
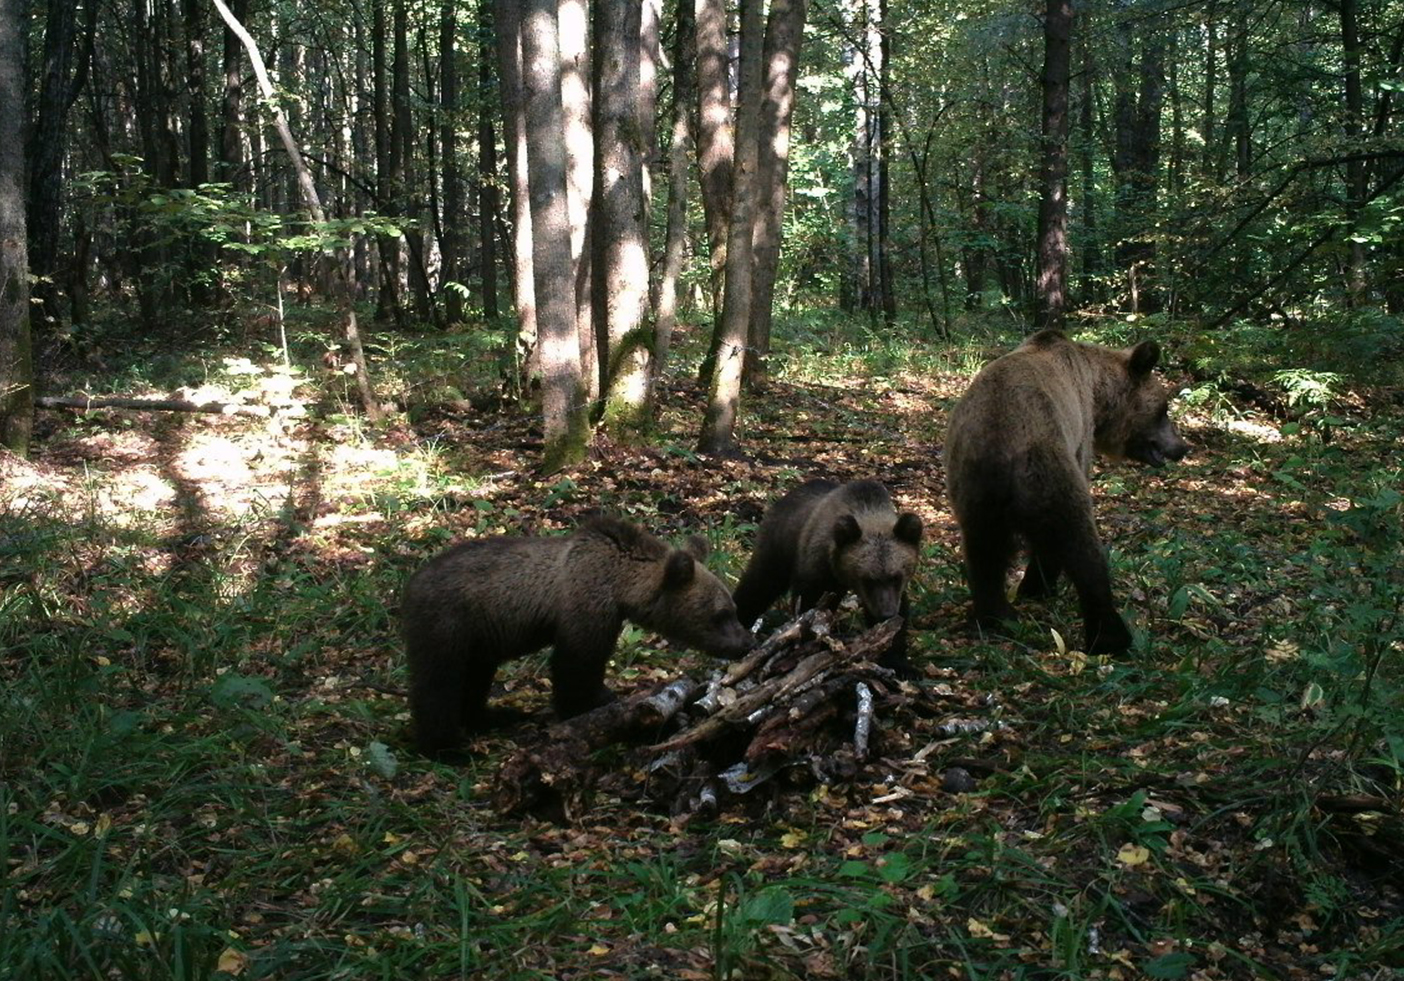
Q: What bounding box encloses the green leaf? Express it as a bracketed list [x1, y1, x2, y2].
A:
[366, 741, 398, 779]
[210, 673, 274, 710]
[1143, 952, 1196, 979]
[877, 853, 912, 883]
[838, 860, 870, 878]
[740, 886, 794, 926]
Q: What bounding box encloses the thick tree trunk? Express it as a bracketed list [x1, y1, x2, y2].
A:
[0, 0, 34, 454]
[695, 0, 735, 316]
[496, 0, 538, 377]
[394, 0, 436, 324]
[183, 0, 209, 189]
[1034, 0, 1072, 331]
[521, 0, 589, 469]
[597, 0, 651, 431]
[746, 0, 808, 387]
[477, 0, 500, 320]
[650, 0, 696, 403]
[698, 0, 763, 456]
[559, 0, 596, 401]
[213, 0, 382, 422]
[440, 0, 464, 323]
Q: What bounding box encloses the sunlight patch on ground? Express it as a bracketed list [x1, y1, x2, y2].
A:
[1223, 418, 1282, 443]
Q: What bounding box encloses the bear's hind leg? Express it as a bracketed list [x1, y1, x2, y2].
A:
[1054, 513, 1132, 655]
[408, 639, 470, 757]
[1016, 541, 1063, 600]
[960, 512, 1018, 628]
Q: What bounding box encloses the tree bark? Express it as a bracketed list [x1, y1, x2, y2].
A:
[559, 0, 596, 401]
[220, 0, 249, 184]
[1340, 0, 1367, 301]
[372, 0, 402, 324]
[746, 0, 808, 387]
[876, 0, 895, 325]
[1078, 35, 1100, 299]
[650, 0, 697, 403]
[1226, 3, 1249, 178]
[477, 0, 500, 321]
[695, 0, 735, 316]
[496, 0, 538, 378]
[1201, 2, 1217, 177]
[0, 0, 33, 454]
[213, 0, 382, 422]
[639, 0, 662, 208]
[440, 0, 465, 323]
[698, 0, 763, 456]
[1034, 0, 1072, 331]
[521, 0, 589, 469]
[26, 0, 88, 332]
[393, 0, 436, 323]
[597, 0, 651, 431]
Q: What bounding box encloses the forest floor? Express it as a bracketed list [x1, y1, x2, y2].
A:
[2, 311, 1402, 980]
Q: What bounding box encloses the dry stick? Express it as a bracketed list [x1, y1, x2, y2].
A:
[211, 0, 382, 422]
[36, 395, 272, 417]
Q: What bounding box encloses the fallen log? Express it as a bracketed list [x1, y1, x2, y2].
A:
[36, 395, 273, 418]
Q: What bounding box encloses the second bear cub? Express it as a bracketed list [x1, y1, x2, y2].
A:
[733, 479, 923, 672]
[402, 516, 755, 756]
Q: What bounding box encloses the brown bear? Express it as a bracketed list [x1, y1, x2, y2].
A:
[732, 479, 923, 673]
[401, 515, 755, 756]
[944, 330, 1190, 655]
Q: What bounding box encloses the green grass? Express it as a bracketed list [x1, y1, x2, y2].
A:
[3, 306, 1402, 978]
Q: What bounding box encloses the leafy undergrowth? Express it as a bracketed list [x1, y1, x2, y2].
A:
[2, 312, 1402, 980]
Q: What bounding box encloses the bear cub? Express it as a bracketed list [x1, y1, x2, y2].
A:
[732, 479, 923, 673]
[944, 330, 1190, 655]
[401, 516, 755, 756]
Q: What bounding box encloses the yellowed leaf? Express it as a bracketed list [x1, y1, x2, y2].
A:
[94, 813, 113, 837]
[588, 943, 610, 956]
[216, 947, 248, 976]
[1116, 843, 1151, 866]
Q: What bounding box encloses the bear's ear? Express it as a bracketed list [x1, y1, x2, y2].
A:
[663, 549, 697, 590]
[894, 512, 923, 545]
[833, 515, 863, 548]
[684, 535, 710, 562]
[1128, 340, 1160, 376]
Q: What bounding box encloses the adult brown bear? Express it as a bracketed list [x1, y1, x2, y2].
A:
[945, 330, 1189, 655]
[732, 479, 923, 673]
[401, 516, 755, 756]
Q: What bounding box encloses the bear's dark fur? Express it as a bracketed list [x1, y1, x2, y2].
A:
[944, 330, 1190, 654]
[732, 479, 923, 672]
[401, 516, 755, 756]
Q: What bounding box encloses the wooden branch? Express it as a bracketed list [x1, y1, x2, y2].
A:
[36, 395, 271, 417]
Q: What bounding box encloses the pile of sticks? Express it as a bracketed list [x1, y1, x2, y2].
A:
[496, 602, 949, 820]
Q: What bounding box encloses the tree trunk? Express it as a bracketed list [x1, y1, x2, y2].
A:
[0, 0, 33, 454]
[876, 0, 895, 325]
[1078, 35, 1100, 299]
[440, 0, 464, 323]
[372, 0, 402, 324]
[26, 0, 87, 333]
[1201, 2, 1217, 176]
[521, 0, 589, 469]
[1034, 0, 1072, 331]
[394, 0, 436, 323]
[496, 0, 538, 378]
[1340, 0, 1367, 301]
[746, 0, 808, 387]
[1226, 3, 1249, 178]
[213, 0, 382, 423]
[695, 0, 735, 316]
[698, 0, 763, 456]
[477, 0, 500, 321]
[596, 0, 651, 432]
[651, 0, 696, 403]
[559, 0, 596, 401]
[220, 0, 249, 184]
[639, 0, 662, 208]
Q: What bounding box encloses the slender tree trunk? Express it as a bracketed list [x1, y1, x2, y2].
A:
[597, 0, 651, 431]
[698, 0, 763, 456]
[0, 0, 33, 453]
[651, 0, 696, 402]
[876, 0, 895, 325]
[184, 0, 209, 188]
[746, 0, 808, 387]
[695, 0, 735, 315]
[496, 0, 538, 376]
[1034, 0, 1072, 330]
[1227, 3, 1249, 178]
[213, 0, 382, 422]
[372, 0, 403, 324]
[1202, 2, 1217, 176]
[559, 0, 596, 401]
[440, 0, 464, 322]
[394, 0, 436, 323]
[1078, 36, 1100, 299]
[26, 0, 86, 332]
[477, 0, 500, 320]
[639, 0, 661, 207]
[220, 0, 249, 184]
[1340, 0, 1367, 301]
[521, 0, 589, 469]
